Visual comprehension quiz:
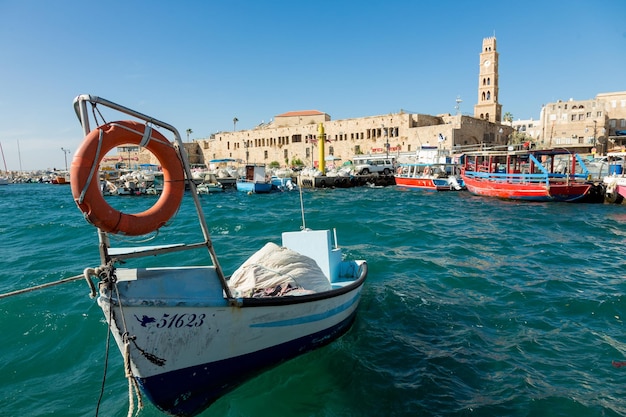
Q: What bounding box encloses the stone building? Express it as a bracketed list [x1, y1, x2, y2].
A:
[193, 36, 512, 168]
[474, 37, 502, 123]
[196, 111, 510, 169]
[538, 91, 626, 154]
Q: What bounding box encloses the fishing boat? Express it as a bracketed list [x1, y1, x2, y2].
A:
[460, 147, 599, 202]
[196, 172, 224, 194]
[395, 145, 464, 191]
[603, 151, 626, 203]
[395, 163, 464, 191]
[196, 181, 224, 194]
[236, 164, 273, 193]
[70, 94, 368, 417]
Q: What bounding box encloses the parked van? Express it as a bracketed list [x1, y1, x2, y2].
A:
[353, 155, 396, 175]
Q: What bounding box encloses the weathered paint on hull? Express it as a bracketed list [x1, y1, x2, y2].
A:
[99, 271, 365, 417]
[138, 311, 358, 417]
[463, 177, 591, 202]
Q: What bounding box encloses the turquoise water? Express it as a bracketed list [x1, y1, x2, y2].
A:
[2, 183, 626, 417]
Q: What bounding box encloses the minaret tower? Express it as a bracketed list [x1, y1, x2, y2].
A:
[474, 37, 502, 122]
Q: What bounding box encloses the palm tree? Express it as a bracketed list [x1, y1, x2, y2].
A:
[186, 128, 193, 142]
[503, 112, 513, 126]
[233, 117, 239, 131]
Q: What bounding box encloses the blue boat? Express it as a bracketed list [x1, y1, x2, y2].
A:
[236, 164, 273, 193]
[70, 94, 367, 417]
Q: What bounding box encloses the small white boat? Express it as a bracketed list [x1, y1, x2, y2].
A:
[70, 94, 367, 417]
[196, 172, 225, 194]
[196, 181, 224, 194]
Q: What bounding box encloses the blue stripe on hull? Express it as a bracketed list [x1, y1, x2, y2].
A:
[137, 310, 358, 417]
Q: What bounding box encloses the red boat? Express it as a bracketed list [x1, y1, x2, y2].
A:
[460, 148, 596, 202]
[395, 163, 465, 191]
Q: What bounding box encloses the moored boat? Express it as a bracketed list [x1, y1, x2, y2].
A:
[395, 145, 464, 191]
[395, 163, 465, 191]
[236, 164, 273, 193]
[461, 147, 600, 202]
[70, 94, 367, 417]
[603, 151, 626, 203]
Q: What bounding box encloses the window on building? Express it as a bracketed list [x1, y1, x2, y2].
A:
[354, 145, 361, 154]
[329, 146, 334, 155]
[621, 119, 626, 127]
[264, 150, 268, 159]
[578, 114, 584, 121]
[610, 119, 616, 128]
[597, 111, 603, 117]
[292, 134, 302, 143]
[571, 115, 576, 121]
[284, 149, 288, 159]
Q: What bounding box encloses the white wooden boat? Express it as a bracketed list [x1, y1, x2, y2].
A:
[70, 95, 367, 417]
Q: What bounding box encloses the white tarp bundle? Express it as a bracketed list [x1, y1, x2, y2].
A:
[229, 242, 331, 297]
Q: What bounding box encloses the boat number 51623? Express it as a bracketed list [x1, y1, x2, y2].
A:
[135, 313, 206, 328]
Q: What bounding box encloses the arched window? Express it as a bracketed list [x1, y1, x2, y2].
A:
[487, 77, 490, 85]
[486, 91, 491, 100]
[482, 92, 486, 101]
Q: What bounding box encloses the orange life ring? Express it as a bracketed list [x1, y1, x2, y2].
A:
[70, 120, 185, 236]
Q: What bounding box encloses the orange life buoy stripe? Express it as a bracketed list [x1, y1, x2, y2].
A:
[70, 120, 185, 236]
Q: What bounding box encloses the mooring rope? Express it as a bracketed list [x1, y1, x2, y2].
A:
[0, 274, 86, 300]
[115, 282, 143, 417]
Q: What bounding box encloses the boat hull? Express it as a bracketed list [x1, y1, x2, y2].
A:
[136, 309, 357, 416]
[236, 181, 273, 193]
[395, 176, 463, 191]
[98, 264, 366, 417]
[462, 175, 591, 202]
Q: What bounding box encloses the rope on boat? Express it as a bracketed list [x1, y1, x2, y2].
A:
[0, 273, 88, 300]
[115, 281, 144, 417]
[124, 335, 143, 417]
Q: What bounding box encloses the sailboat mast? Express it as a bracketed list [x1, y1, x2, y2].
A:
[0, 141, 7, 172]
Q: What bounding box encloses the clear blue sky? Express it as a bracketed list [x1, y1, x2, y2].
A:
[1, 0, 625, 171]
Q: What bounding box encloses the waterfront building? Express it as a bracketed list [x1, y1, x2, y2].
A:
[538, 91, 626, 154]
[191, 36, 512, 168]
